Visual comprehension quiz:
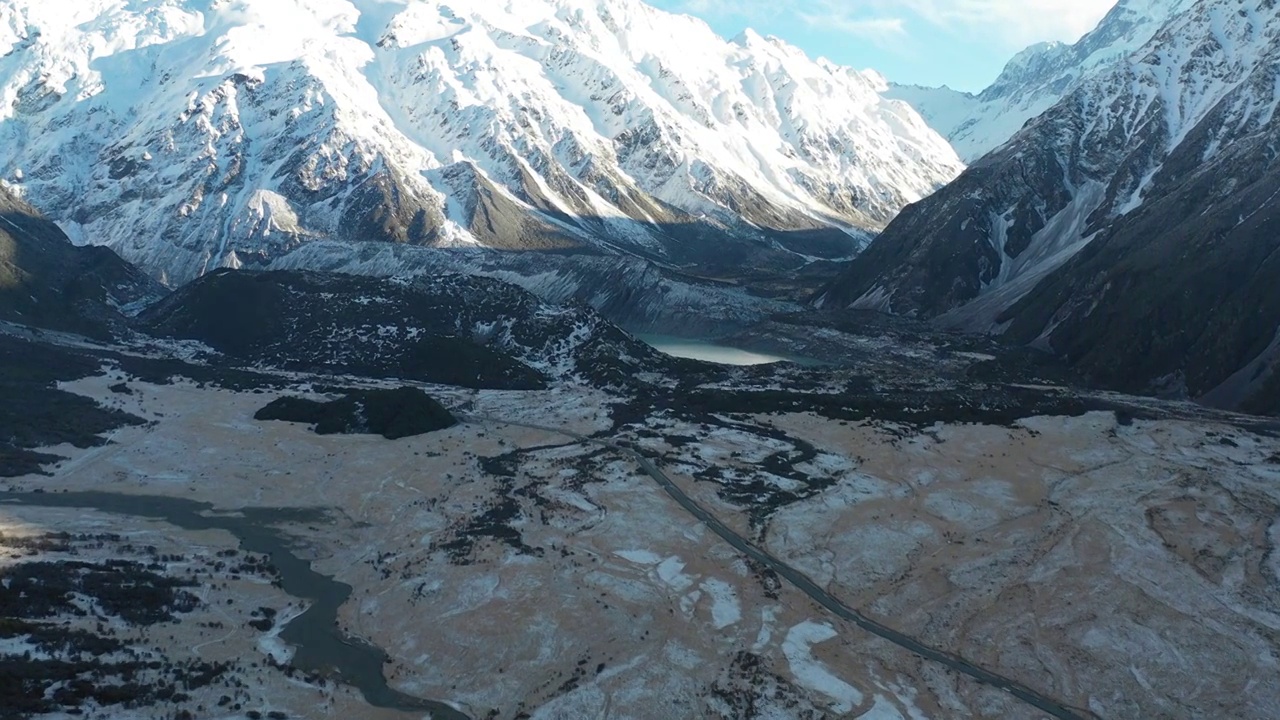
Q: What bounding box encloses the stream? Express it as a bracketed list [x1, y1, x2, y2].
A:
[0, 491, 469, 720]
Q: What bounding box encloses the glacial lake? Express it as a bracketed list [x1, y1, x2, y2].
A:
[637, 334, 822, 366]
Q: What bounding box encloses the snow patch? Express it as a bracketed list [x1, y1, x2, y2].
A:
[782, 621, 863, 713]
[699, 578, 741, 629]
[614, 549, 663, 565]
[655, 555, 695, 592]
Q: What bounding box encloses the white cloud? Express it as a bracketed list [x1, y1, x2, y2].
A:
[674, 0, 1120, 50]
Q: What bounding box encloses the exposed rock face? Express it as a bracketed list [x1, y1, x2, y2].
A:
[1001, 130, 1280, 415]
[820, 0, 1280, 413]
[0, 0, 961, 286]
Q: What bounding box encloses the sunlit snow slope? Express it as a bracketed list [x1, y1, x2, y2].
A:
[887, 0, 1196, 161]
[0, 0, 962, 285]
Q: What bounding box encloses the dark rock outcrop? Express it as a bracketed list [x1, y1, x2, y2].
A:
[0, 185, 161, 339]
[255, 388, 458, 440]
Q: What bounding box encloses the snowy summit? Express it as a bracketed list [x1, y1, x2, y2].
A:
[0, 0, 962, 284]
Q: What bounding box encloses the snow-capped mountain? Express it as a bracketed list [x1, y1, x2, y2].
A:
[820, 0, 1280, 411]
[0, 0, 961, 287]
[887, 0, 1195, 161]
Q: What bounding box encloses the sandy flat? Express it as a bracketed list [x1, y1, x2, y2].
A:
[6, 370, 1279, 719]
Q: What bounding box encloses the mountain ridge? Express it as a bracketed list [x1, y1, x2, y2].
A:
[886, 0, 1196, 161]
[0, 0, 961, 287]
[821, 0, 1280, 412]
[0, 182, 160, 338]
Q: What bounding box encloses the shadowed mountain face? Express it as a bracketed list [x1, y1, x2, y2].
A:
[819, 0, 1280, 414]
[1001, 133, 1280, 416]
[0, 184, 160, 339]
[0, 0, 959, 287]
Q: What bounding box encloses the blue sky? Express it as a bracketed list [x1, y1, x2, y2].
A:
[648, 0, 1121, 93]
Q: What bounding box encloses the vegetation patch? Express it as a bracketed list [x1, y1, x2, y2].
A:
[0, 336, 145, 477]
[0, 534, 227, 720]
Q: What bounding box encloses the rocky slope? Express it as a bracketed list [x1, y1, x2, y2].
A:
[0, 0, 961, 288]
[0, 183, 160, 338]
[265, 240, 804, 338]
[1001, 117, 1280, 415]
[141, 268, 682, 389]
[887, 0, 1195, 161]
[821, 0, 1280, 413]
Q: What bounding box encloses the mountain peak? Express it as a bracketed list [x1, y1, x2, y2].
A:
[884, 0, 1199, 160]
[730, 27, 764, 46]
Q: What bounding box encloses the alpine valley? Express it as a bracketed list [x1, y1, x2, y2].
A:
[1, 1, 1279, 720]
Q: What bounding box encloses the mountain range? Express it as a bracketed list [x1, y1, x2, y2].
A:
[886, 0, 1197, 161]
[0, 0, 960, 288]
[4, 2, 1280, 717]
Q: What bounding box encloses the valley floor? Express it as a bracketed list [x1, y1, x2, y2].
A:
[4, 359, 1280, 719]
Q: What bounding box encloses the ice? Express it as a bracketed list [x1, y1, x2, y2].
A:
[655, 555, 695, 591]
[614, 549, 662, 565]
[752, 606, 777, 652]
[257, 606, 306, 665]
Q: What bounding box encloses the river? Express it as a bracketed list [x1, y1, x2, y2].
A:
[0, 491, 469, 720]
